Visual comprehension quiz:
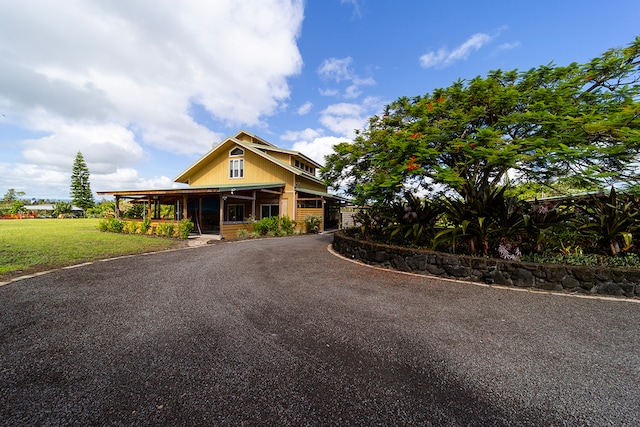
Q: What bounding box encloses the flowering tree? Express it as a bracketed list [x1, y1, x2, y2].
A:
[321, 38, 640, 205]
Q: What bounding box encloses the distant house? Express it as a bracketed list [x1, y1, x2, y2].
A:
[98, 131, 347, 238]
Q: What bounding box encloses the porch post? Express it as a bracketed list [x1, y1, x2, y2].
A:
[321, 196, 325, 232]
[219, 195, 225, 237]
[252, 191, 256, 219]
[115, 196, 120, 218]
[182, 195, 188, 221]
[147, 196, 152, 219]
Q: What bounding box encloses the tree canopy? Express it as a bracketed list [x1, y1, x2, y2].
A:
[322, 38, 640, 204]
[70, 151, 94, 210]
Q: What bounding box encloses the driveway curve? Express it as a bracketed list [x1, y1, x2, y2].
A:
[1, 234, 639, 426]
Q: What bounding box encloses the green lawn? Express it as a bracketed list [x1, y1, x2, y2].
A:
[0, 218, 187, 281]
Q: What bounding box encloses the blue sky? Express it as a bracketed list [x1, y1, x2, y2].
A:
[0, 0, 638, 200]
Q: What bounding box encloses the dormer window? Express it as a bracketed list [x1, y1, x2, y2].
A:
[230, 147, 244, 156]
[294, 158, 315, 175]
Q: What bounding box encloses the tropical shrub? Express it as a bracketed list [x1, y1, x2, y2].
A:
[435, 185, 527, 256]
[345, 185, 640, 266]
[574, 187, 640, 256]
[250, 216, 297, 237]
[139, 218, 152, 234]
[124, 220, 139, 234]
[155, 222, 175, 237]
[99, 217, 124, 233]
[178, 219, 195, 238]
[386, 192, 442, 247]
[252, 216, 280, 236]
[280, 216, 297, 235]
[304, 215, 322, 234]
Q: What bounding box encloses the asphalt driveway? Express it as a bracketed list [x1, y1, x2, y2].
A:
[1, 234, 639, 426]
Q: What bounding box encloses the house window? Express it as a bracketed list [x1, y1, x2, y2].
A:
[230, 147, 244, 156]
[229, 159, 244, 178]
[227, 204, 245, 222]
[260, 204, 279, 219]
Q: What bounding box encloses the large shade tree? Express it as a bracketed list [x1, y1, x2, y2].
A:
[70, 151, 94, 210]
[322, 38, 640, 205]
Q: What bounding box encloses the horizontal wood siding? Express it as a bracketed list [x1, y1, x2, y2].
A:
[222, 222, 252, 239]
[297, 177, 326, 192]
[297, 207, 323, 232]
[191, 147, 292, 187]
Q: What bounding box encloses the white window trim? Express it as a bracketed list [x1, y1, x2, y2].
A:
[230, 147, 244, 156]
[229, 158, 244, 179]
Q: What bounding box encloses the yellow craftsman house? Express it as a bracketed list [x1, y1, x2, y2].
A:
[98, 131, 346, 238]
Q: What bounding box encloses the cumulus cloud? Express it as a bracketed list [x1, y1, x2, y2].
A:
[318, 57, 355, 82]
[279, 95, 384, 171]
[0, 0, 304, 198]
[297, 101, 313, 115]
[420, 32, 496, 68]
[318, 57, 375, 99]
[292, 136, 346, 165]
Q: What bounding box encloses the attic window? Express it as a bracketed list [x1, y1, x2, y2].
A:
[230, 147, 244, 156]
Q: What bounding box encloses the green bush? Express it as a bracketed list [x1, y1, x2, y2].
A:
[139, 218, 151, 234]
[155, 222, 175, 237]
[123, 221, 138, 234]
[304, 215, 321, 234]
[105, 218, 124, 233]
[252, 216, 280, 236]
[280, 215, 296, 235]
[178, 219, 195, 238]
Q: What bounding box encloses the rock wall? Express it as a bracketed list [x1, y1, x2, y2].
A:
[332, 232, 640, 298]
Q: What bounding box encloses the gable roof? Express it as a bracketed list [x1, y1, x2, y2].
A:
[174, 131, 324, 185]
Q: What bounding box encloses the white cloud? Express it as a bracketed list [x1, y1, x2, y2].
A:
[318, 57, 354, 82]
[281, 128, 323, 142]
[0, 0, 304, 198]
[319, 88, 340, 97]
[494, 41, 521, 54]
[319, 103, 367, 137]
[420, 32, 496, 68]
[317, 57, 376, 99]
[92, 169, 180, 195]
[292, 136, 346, 165]
[297, 101, 313, 115]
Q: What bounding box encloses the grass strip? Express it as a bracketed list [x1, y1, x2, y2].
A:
[0, 218, 186, 280]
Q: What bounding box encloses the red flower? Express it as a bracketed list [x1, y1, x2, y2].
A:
[410, 133, 421, 139]
[427, 103, 433, 111]
[470, 143, 476, 148]
[406, 156, 420, 171]
[437, 97, 445, 103]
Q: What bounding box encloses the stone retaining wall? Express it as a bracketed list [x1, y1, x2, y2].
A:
[333, 231, 640, 298]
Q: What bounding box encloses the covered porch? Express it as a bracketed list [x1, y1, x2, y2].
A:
[295, 187, 349, 233]
[97, 183, 286, 237]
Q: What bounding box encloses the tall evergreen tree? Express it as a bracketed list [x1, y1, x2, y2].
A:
[70, 151, 94, 210]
